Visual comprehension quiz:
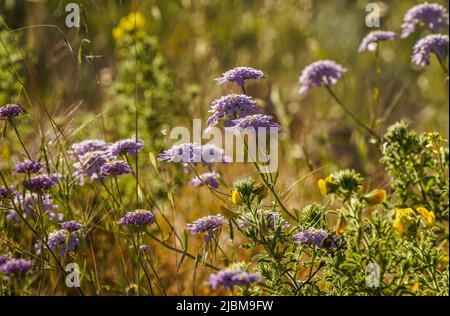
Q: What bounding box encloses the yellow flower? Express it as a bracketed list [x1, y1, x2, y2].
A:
[336, 213, 347, 236]
[365, 189, 387, 205]
[412, 282, 419, 292]
[113, 11, 146, 41]
[416, 207, 435, 226]
[393, 208, 415, 234]
[231, 189, 243, 205]
[318, 176, 333, 195]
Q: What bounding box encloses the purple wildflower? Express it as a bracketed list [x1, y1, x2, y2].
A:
[0, 185, 19, 200]
[13, 160, 48, 174]
[73, 150, 116, 184]
[207, 94, 262, 128]
[139, 245, 150, 253]
[117, 209, 155, 227]
[206, 269, 261, 290]
[358, 30, 397, 52]
[298, 60, 347, 95]
[215, 67, 264, 86]
[401, 3, 449, 38]
[293, 227, 343, 249]
[23, 174, 59, 192]
[49, 212, 64, 222]
[7, 194, 61, 222]
[189, 171, 220, 189]
[39, 229, 81, 256]
[186, 214, 227, 242]
[59, 220, 84, 232]
[0, 103, 24, 120]
[71, 139, 111, 157]
[411, 34, 449, 67]
[0, 258, 32, 276]
[226, 114, 281, 133]
[201, 144, 231, 166]
[0, 254, 9, 265]
[111, 136, 144, 156]
[98, 160, 134, 178]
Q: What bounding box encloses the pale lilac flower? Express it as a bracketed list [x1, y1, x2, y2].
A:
[401, 3, 449, 38]
[23, 174, 59, 192]
[226, 114, 281, 133]
[111, 136, 144, 156]
[0, 258, 32, 276]
[73, 150, 116, 184]
[70, 139, 111, 157]
[38, 229, 81, 256]
[0, 185, 19, 200]
[358, 30, 397, 52]
[13, 160, 48, 174]
[293, 227, 342, 249]
[0, 103, 24, 120]
[7, 193, 61, 222]
[117, 209, 155, 227]
[207, 94, 261, 128]
[189, 171, 220, 189]
[59, 221, 84, 232]
[48, 212, 64, 222]
[201, 144, 231, 166]
[215, 67, 264, 86]
[98, 160, 134, 178]
[411, 34, 449, 66]
[206, 269, 261, 290]
[186, 214, 227, 241]
[299, 60, 347, 94]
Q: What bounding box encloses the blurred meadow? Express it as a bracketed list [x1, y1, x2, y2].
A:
[0, 0, 448, 295]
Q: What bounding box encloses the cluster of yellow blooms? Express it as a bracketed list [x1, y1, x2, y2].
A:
[112, 11, 146, 41]
[393, 207, 435, 235]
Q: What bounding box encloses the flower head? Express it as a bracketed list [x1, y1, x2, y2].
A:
[226, 114, 281, 134]
[110, 137, 144, 156]
[39, 229, 81, 256]
[206, 268, 261, 290]
[113, 11, 146, 41]
[299, 60, 347, 94]
[59, 221, 84, 232]
[189, 171, 220, 189]
[13, 160, 48, 174]
[98, 160, 134, 178]
[207, 94, 261, 128]
[411, 34, 449, 67]
[401, 3, 449, 38]
[71, 139, 111, 157]
[358, 30, 397, 52]
[0, 103, 24, 120]
[72, 150, 116, 184]
[393, 208, 415, 235]
[0, 254, 9, 265]
[293, 227, 342, 249]
[416, 207, 435, 226]
[364, 189, 387, 205]
[317, 176, 334, 195]
[117, 209, 155, 227]
[0, 185, 19, 200]
[0, 258, 32, 276]
[215, 67, 264, 86]
[23, 174, 60, 192]
[186, 214, 227, 241]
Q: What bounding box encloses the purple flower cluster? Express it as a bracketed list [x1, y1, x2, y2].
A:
[186, 214, 227, 241]
[206, 269, 261, 290]
[401, 3, 449, 38]
[110, 137, 144, 156]
[0, 258, 32, 276]
[0, 103, 24, 120]
[39, 229, 81, 256]
[215, 67, 264, 86]
[13, 160, 48, 174]
[358, 30, 397, 52]
[299, 60, 347, 95]
[98, 160, 133, 178]
[71, 139, 110, 157]
[117, 209, 155, 227]
[23, 174, 60, 192]
[207, 94, 262, 128]
[226, 114, 281, 133]
[189, 171, 221, 189]
[293, 227, 342, 249]
[0, 185, 19, 200]
[59, 220, 84, 232]
[6, 193, 62, 222]
[411, 34, 449, 67]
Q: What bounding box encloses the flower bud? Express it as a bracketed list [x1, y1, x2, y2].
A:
[365, 189, 387, 205]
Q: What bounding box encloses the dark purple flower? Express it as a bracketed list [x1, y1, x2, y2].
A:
[411, 34, 449, 67]
[73, 150, 116, 184]
[226, 114, 281, 133]
[206, 269, 261, 290]
[186, 214, 227, 241]
[207, 94, 262, 128]
[0, 103, 24, 120]
[111, 136, 144, 156]
[189, 171, 220, 189]
[98, 160, 134, 178]
[0, 185, 19, 200]
[0, 258, 32, 276]
[299, 60, 347, 95]
[70, 139, 111, 157]
[38, 229, 81, 256]
[293, 227, 342, 249]
[215, 67, 264, 86]
[13, 160, 48, 174]
[401, 3, 449, 38]
[0, 254, 9, 265]
[358, 30, 397, 52]
[59, 220, 84, 232]
[23, 174, 59, 192]
[117, 209, 155, 227]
